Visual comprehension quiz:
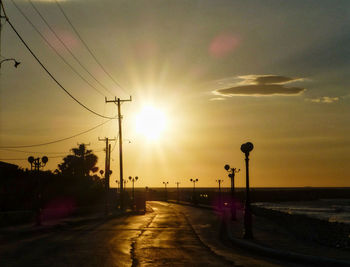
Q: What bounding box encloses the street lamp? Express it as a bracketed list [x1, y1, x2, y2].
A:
[241, 142, 254, 239]
[115, 180, 120, 193]
[162, 181, 169, 201]
[27, 156, 48, 226]
[175, 182, 180, 203]
[216, 179, 224, 209]
[129, 176, 138, 204]
[190, 178, 198, 204]
[0, 58, 21, 68]
[28, 156, 48, 171]
[224, 164, 240, 220]
[123, 179, 128, 189]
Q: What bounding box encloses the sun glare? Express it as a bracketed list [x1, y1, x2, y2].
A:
[135, 106, 167, 141]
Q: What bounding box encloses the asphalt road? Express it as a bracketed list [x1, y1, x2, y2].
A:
[0, 202, 283, 266]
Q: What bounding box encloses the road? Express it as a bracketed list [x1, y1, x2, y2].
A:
[0, 202, 283, 266]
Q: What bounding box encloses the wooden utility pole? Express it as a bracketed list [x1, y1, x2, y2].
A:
[98, 137, 115, 216]
[105, 96, 132, 210]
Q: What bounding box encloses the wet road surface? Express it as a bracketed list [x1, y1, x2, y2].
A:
[0, 201, 283, 266]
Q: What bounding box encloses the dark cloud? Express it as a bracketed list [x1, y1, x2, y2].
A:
[254, 75, 296, 85]
[217, 84, 305, 96]
[214, 75, 305, 96]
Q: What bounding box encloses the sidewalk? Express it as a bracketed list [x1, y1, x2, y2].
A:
[0, 209, 127, 239]
[169, 200, 350, 266]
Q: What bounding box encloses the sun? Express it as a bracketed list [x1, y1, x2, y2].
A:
[135, 106, 167, 141]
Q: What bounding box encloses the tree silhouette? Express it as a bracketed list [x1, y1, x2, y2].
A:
[57, 144, 98, 177]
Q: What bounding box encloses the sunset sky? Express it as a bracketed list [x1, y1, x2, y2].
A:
[1, 0, 349, 187]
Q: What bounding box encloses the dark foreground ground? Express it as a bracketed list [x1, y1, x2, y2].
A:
[0, 201, 292, 267]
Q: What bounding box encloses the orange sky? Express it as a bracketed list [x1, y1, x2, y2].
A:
[1, 0, 349, 187]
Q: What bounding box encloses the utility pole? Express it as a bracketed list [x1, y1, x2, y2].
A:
[98, 137, 115, 216]
[108, 143, 111, 173]
[105, 96, 132, 210]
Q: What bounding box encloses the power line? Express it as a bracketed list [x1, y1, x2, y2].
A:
[0, 148, 70, 154]
[29, 0, 115, 97]
[3, 10, 116, 119]
[0, 119, 113, 149]
[9, 0, 105, 98]
[0, 146, 105, 160]
[0, 147, 104, 154]
[55, 0, 128, 95]
[0, 155, 66, 160]
[111, 135, 118, 152]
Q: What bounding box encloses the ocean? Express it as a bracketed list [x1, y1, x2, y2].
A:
[253, 199, 350, 225]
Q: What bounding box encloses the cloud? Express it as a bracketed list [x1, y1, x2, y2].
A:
[213, 75, 305, 96]
[306, 96, 339, 104]
[209, 97, 226, 101]
[217, 84, 305, 96]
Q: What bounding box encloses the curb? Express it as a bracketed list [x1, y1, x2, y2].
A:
[0, 211, 129, 237]
[168, 200, 350, 266]
[227, 230, 350, 266]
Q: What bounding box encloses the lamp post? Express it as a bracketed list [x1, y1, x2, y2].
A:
[190, 178, 198, 205]
[216, 179, 224, 209]
[0, 58, 21, 69]
[115, 180, 120, 209]
[129, 176, 138, 205]
[175, 182, 180, 203]
[115, 180, 120, 193]
[162, 181, 169, 201]
[224, 165, 240, 220]
[28, 156, 48, 226]
[241, 142, 254, 239]
[123, 179, 128, 189]
[28, 156, 48, 171]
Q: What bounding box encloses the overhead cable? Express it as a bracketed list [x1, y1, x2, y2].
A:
[28, 0, 114, 97]
[10, 0, 105, 97]
[0, 155, 66, 160]
[3, 12, 116, 119]
[55, 0, 128, 95]
[0, 148, 70, 154]
[0, 147, 104, 161]
[0, 147, 103, 154]
[0, 119, 113, 149]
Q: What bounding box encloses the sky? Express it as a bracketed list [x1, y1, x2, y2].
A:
[1, 0, 349, 187]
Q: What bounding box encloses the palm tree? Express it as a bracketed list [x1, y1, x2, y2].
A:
[57, 144, 98, 177]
